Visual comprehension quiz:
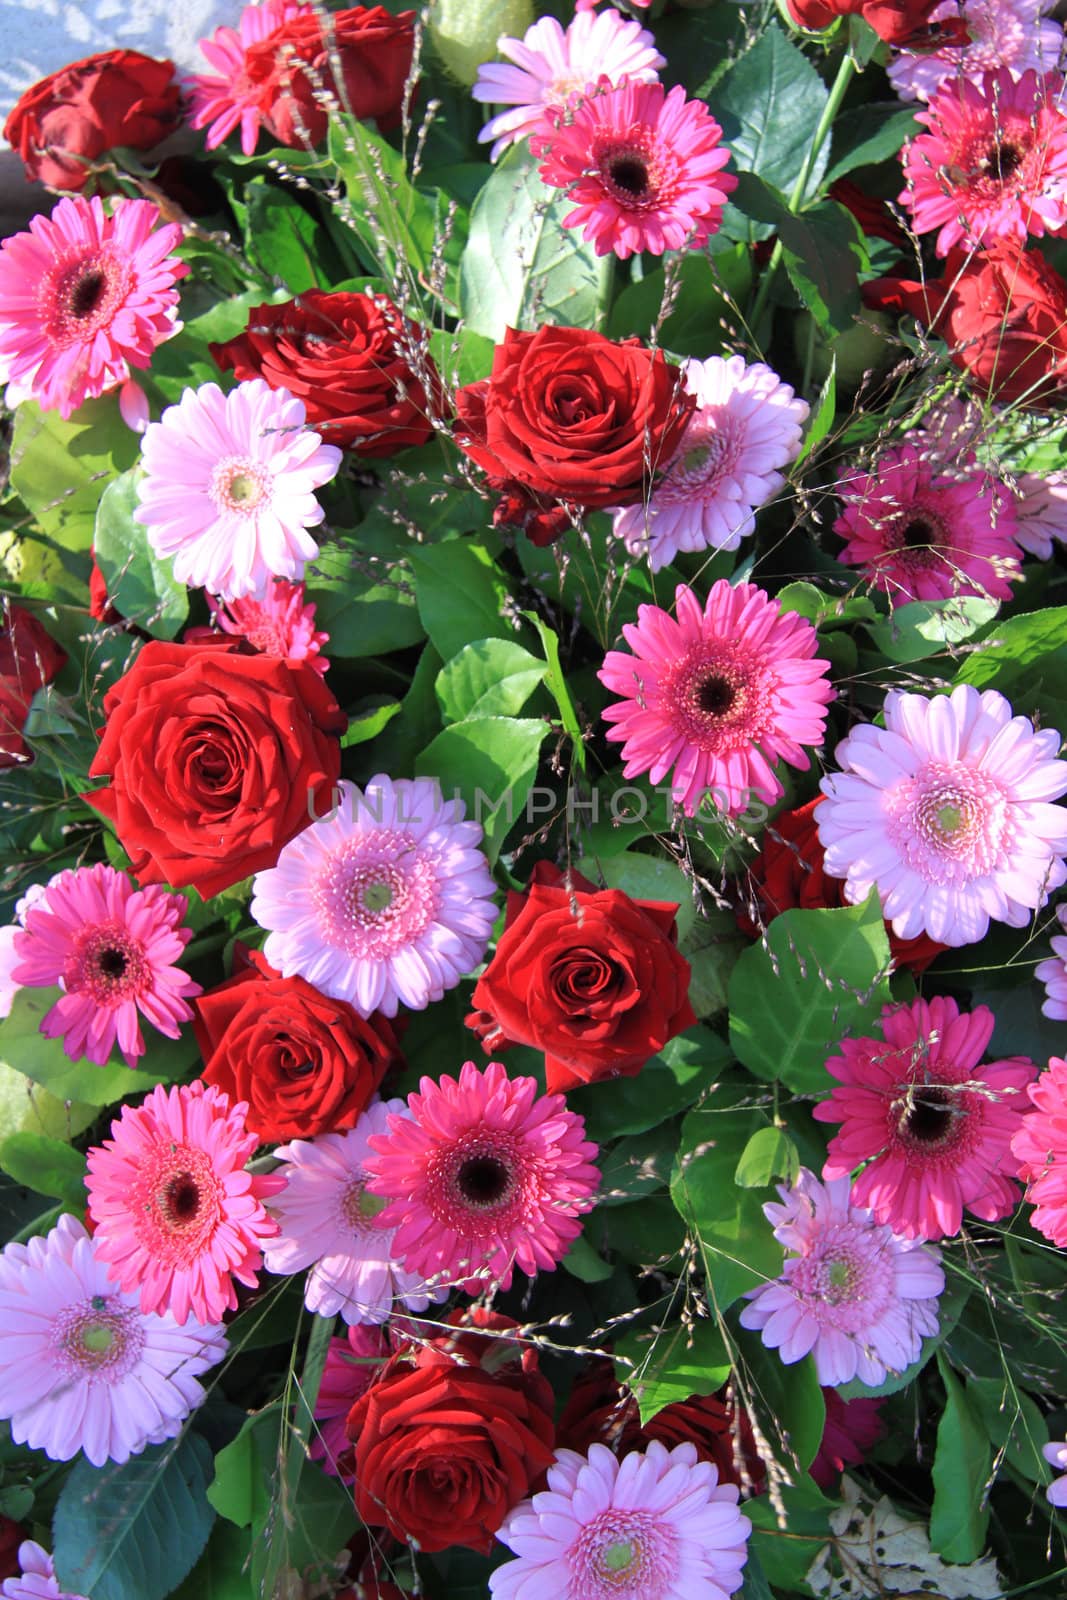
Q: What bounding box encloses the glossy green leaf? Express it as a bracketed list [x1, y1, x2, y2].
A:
[930, 1358, 992, 1564]
[168, 1521, 253, 1600]
[523, 611, 586, 774]
[415, 715, 547, 862]
[607, 248, 753, 356]
[94, 469, 189, 639]
[563, 1229, 614, 1284]
[709, 25, 830, 206]
[614, 1319, 732, 1425]
[575, 851, 696, 941]
[795, 358, 836, 466]
[308, 543, 424, 659]
[0, 1131, 87, 1210]
[734, 1127, 800, 1189]
[436, 638, 546, 723]
[340, 696, 402, 749]
[410, 540, 515, 661]
[569, 1028, 733, 1143]
[865, 596, 999, 666]
[953, 604, 1067, 730]
[825, 103, 921, 184]
[243, 179, 327, 293]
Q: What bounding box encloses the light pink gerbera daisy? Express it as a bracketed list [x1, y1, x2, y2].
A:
[532, 80, 736, 259]
[310, 1322, 389, 1479]
[834, 441, 1022, 605]
[613, 355, 809, 572]
[739, 1170, 944, 1388]
[0, 1215, 226, 1468]
[135, 379, 342, 602]
[900, 69, 1067, 254]
[471, 8, 664, 163]
[1012, 467, 1067, 557]
[1, 1541, 86, 1600]
[598, 580, 834, 817]
[201, 579, 329, 674]
[0, 195, 186, 420]
[0, 873, 63, 1021]
[250, 775, 497, 1017]
[489, 1440, 751, 1600]
[85, 1080, 284, 1326]
[888, 0, 1062, 104]
[186, 0, 305, 156]
[1012, 1055, 1067, 1246]
[364, 1060, 601, 1295]
[815, 996, 1037, 1240]
[1046, 1440, 1067, 1508]
[262, 1100, 443, 1324]
[10, 862, 201, 1068]
[817, 684, 1067, 947]
[1036, 903, 1067, 1019]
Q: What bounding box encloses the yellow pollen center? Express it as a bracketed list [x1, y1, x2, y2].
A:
[362, 881, 393, 913]
[81, 1323, 115, 1355]
[603, 1540, 637, 1574]
[936, 803, 962, 836]
[358, 1189, 389, 1221]
[228, 472, 262, 506]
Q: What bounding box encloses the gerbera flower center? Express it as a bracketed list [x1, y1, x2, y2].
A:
[887, 759, 1010, 882]
[54, 1295, 145, 1382]
[574, 1509, 677, 1596]
[426, 1129, 529, 1244]
[133, 1143, 225, 1266]
[456, 1154, 513, 1209]
[606, 151, 652, 198]
[789, 1224, 894, 1327]
[986, 139, 1023, 180]
[66, 921, 148, 1007]
[657, 418, 740, 507]
[595, 134, 670, 210]
[340, 1177, 390, 1233]
[210, 456, 272, 516]
[899, 1085, 957, 1146]
[41, 244, 134, 349]
[311, 832, 439, 959]
[697, 674, 737, 716]
[665, 640, 774, 754]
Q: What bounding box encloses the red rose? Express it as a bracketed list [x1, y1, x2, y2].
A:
[454, 326, 695, 535]
[193, 949, 402, 1142]
[736, 798, 944, 974]
[345, 1309, 556, 1554]
[0, 605, 67, 769]
[864, 242, 1067, 405]
[243, 5, 415, 148]
[210, 292, 441, 456]
[784, 0, 944, 42]
[84, 640, 345, 898]
[467, 861, 696, 1094]
[3, 50, 180, 191]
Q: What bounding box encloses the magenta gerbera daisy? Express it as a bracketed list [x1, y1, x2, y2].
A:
[471, 8, 664, 163]
[135, 379, 342, 602]
[888, 0, 1062, 103]
[738, 1170, 945, 1388]
[0, 1216, 226, 1468]
[489, 1440, 751, 1600]
[598, 580, 834, 817]
[10, 862, 201, 1068]
[250, 775, 497, 1017]
[815, 996, 1037, 1239]
[262, 1100, 443, 1324]
[532, 79, 736, 259]
[1012, 1055, 1067, 1247]
[834, 441, 1022, 605]
[202, 579, 329, 674]
[0, 194, 186, 420]
[817, 684, 1067, 947]
[613, 355, 809, 572]
[310, 1323, 389, 1479]
[900, 69, 1067, 254]
[1, 1541, 87, 1600]
[186, 0, 305, 156]
[1036, 903, 1067, 1019]
[364, 1060, 601, 1295]
[85, 1080, 284, 1326]
[809, 1389, 886, 1490]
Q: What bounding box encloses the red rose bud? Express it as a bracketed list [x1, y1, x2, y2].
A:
[4, 50, 180, 191]
[0, 605, 67, 769]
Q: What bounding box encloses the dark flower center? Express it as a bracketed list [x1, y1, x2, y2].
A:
[457, 1155, 512, 1209]
[901, 1087, 955, 1144]
[697, 675, 737, 716]
[608, 155, 651, 198]
[97, 946, 128, 979]
[988, 141, 1023, 180]
[163, 1172, 202, 1224]
[71, 269, 106, 319]
[901, 517, 936, 550]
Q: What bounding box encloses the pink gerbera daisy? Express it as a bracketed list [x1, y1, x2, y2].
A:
[834, 441, 1022, 604]
[613, 355, 809, 571]
[815, 996, 1037, 1239]
[598, 580, 834, 817]
[85, 1080, 284, 1325]
[0, 194, 186, 420]
[1046, 1440, 1067, 1508]
[817, 684, 1067, 946]
[186, 0, 305, 156]
[489, 1440, 752, 1600]
[135, 379, 342, 602]
[1012, 467, 1067, 557]
[10, 862, 201, 1068]
[250, 775, 497, 1017]
[471, 8, 664, 163]
[0, 1216, 226, 1468]
[1012, 1055, 1067, 1246]
[888, 0, 1062, 104]
[191, 578, 330, 674]
[310, 1322, 389, 1479]
[364, 1060, 601, 1295]
[262, 1100, 442, 1324]
[738, 1170, 945, 1388]
[900, 69, 1067, 254]
[1036, 903, 1067, 1019]
[532, 80, 736, 259]
[1, 1541, 87, 1600]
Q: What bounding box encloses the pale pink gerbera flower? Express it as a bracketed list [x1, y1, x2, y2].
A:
[135, 379, 342, 602]
[365, 1060, 601, 1295]
[901, 69, 1067, 254]
[888, 0, 1062, 104]
[263, 1100, 442, 1325]
[1012, 467, 1067, 557]
[472, 8, 664, 163]
[1012, 1055, 1067, 1246]
[817, 684, 1067, 947]
[10, 862, 201, 1068]
[532, 80, 736, 260]
[310, 1322, 389, 1479]
[0, 874, 60, 1021]
[186, 0, 305, 156]
[614, 355, 809, 572]
[739, 1170, 944, 1388]
[0, 1216, 226, 1468]
[1, 1541, 87, 1600]
[0, 195, 185, 421]
[834, 441, 1022, 605]
[203, 579, 329, 674]
[1045, 1440, 1067, 1508]
[1036, 903, 1067, 1019]
[815, 996, 1037, 1240]
[490, 1440, 752, 1600]
[598, 580, 834, 817]
[85, 1080, 284, 1325]
[250, 775, 497, 1017]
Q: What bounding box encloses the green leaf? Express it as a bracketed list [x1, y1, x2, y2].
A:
[607, 249, 753, 357]
[308, 543, 424, 658]
[207, 1405, 279, 1529]
[728, 898, 893, 1095]
[340, 696, 402, 749]
[563, 1229, 614, 1284]
[569, 1027, 733, 1142]
[709, 25, 830, 207]
[795, 358, 836, 466]
[614, 1320, 732, 1425]
[730, 173, 865, 334]
[53, 1434, 215, 1600]
[436, 638, 546, 723]
[681, 912, 747, 1019]
[368, 644, 443, 776]
[0, 1131, 87, 1210]
[953, 604, 1067, 730]
[598, 1126, 676, 1208]
[328, 115, 440, 290]
[826, 103, 921, 185]
[94, 469, 189, 639]
[969, 1376, 1053, 1486]
[746, 1480, 836, 1591]
[575, 851, 696, 941]
[930, 1358, 992, 1564]
[243, 180, 327, 293]
[523, 611, 586, 774]
[739, 1546, 775, 1600]
[415, 715, 547, 863]
[865, 595, 1000, 665]
[410, 540, 515, 661]
[734, 1126, 800, 1189]
[169, 1521, 253, 1600]
[459, 145, 605, 342]
[736, 1325, 825, 1471]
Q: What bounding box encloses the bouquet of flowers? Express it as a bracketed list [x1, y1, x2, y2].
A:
[0, 0, 1065, 1595]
